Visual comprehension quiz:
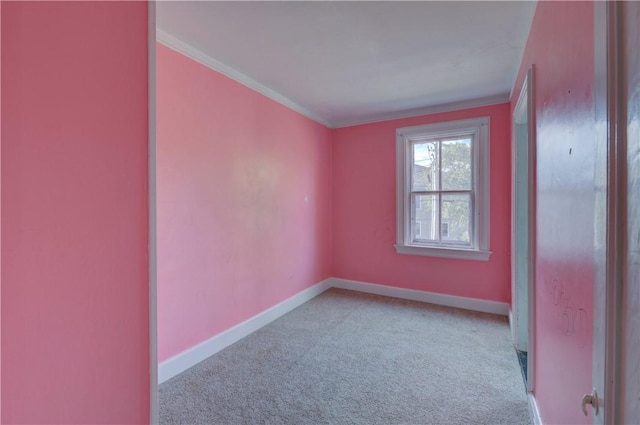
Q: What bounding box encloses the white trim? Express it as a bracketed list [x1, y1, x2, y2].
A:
[509, 308, 517, 346]
[158, 279, 332, 383]
[156, 29, 508, 130]
[156, 28, 332, 128]
[395, 117, 491, 261]
[331, 94, 509, 129]
[525, 66, 537, 394]
[511, 66, 536, 392]
[526, 79, 537, 389]
[513, 76, 529, 125]
[510, 76, 523, 348]
[528, 393, 543, 425]
[592, 3, 625, 424]
[593, 4, 609, 424]
[329, 278, 509, 316]
[148, 3, 159, 424]
[393, 244, 491, 261]
[158, 277, 510, 382]
[525, 66, 537, 392]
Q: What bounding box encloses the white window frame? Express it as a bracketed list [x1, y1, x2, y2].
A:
[394, 116, 492, 261]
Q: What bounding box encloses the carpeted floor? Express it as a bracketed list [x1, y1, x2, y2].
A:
[160, 288, 531, 425]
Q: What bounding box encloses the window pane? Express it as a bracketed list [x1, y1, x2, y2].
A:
[413, 194, 438, 242]
[441, 193, 471, 244]
[441, 138, 471, 191]
[412, 142, 438, 191]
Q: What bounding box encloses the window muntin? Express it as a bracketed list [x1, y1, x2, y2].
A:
[395, 117, 491, 261]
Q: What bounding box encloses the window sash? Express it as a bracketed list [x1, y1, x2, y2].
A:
[407, 136, 476, 249]
[410, 191, 474, 247]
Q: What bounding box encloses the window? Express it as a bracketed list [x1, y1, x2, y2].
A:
[395, 117, 491, 261]
[441, 222, 450, 239]
[414, 221, 422, 238]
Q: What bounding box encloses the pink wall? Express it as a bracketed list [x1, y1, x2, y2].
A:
[157, 44, 332, 362]
[511, 2, 595, 424]
[331, 104, 512, 303]
[1, 2, 150, 423]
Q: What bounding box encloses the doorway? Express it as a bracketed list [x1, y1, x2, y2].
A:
[511, 67, 535, 392]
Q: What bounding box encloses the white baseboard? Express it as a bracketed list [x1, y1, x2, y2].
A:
[158, 279, 332, 383]
[509, 308, 517, 345]
[328, 277, 509, 316]
[528, 393, 543, 425]
[160, 277, 509, 382]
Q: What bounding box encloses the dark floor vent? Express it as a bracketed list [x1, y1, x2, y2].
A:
[516, 349, 527, 389]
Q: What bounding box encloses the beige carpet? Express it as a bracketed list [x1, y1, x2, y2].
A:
[160, 288, 530, 425]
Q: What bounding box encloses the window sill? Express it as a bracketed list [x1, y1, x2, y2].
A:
[393, 244, 492, 261]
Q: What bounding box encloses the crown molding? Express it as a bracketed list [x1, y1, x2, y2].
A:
[330, 94, 510, 128]
[156, 28, 332, 128]
[157, 28, 510, 130]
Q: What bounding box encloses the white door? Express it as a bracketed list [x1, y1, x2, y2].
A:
[591, 2, 609, 419]
[591, 1, 638, 423]
[620, 1, 640, 423]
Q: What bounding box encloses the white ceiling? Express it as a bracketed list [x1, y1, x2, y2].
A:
[157, 1, 536, 128]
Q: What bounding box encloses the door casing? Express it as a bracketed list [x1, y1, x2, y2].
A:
[511, 67, 536, 392]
